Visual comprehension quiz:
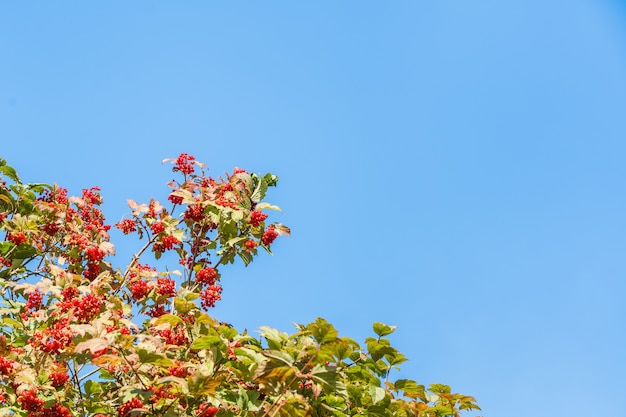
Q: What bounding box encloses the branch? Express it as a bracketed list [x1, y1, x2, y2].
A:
[113, 235, 158, 295]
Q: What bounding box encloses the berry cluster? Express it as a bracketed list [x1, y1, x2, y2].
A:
[29, 317, 73, 354]
[0, 154, 291, 417]
[196, 404, 220, 417]
[172, 153, 196, 175]
[17, 389, 72, 417]
[58, 292, 103, 323]
[49, 371, 70, 387]
[118, 398, 144, 417]
[0, 357, 15, 375]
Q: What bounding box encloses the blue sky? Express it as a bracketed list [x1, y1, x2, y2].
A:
[2, 1, 626, 415]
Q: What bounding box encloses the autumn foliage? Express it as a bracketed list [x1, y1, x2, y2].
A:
[0, 154, 479, 416]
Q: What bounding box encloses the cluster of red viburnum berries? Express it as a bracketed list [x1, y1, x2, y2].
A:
[0, 153, 286, 416]
[111, 152, 284, 313]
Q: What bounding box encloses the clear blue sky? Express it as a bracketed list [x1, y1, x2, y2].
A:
[2, 2, 626, 416]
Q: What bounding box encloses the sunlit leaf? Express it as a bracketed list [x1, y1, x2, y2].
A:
[137, 349, 175, 367]
[191, 335, 224, 350]
[0, 164, 20, 182]
[251, 178, 268, 203]
[255, 202, 282, 212]
[75, 338, 110, 354]
[307, 317, 338, 344]
[373, 322, 397, 337]
[154, 314, 183, 327]
[368, 386, 386, 405]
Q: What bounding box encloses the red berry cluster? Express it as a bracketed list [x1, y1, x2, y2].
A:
[41, 185, 68, 204]
[118, 398, 144, 417]
[49, 371, 70, 388]
[194, 266, 223, 310]
[29, 317, 73, 354]
[7, 231, 27, 246]
[262, 226, 278, 246]
[0, 357, 15, 375]
[17, 389, 44, 412]
[249, 210, 268, 227]
[150, 221, 165, 234]
[196, 404, 219, 417]
[195, 267, 217, 285]
[130, 279, 152, 301]
[173, 153, 196, 175]
[16, 390, 71, 416]
[147, 304, 167, 318]
[153, 235, 181, 252]
[85, 246, 105, 262]
[156, 326, 188, 346]
[58, 293, 103, 323]
[168, 193, 184, 205]
[200, 285, 223, 310]
[115, 219, 137, 234]
[150, 384, 177, 403]
[60, 286, 78, 301]
[42, 222, 60, 236]
[26, 290, 43, 310]
[184, 203, 205, 222]
[168, 362, 190, 378]
[36, 185, 113, 281]
[156, 277, 177, 297]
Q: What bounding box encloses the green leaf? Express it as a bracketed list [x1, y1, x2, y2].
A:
[394, 379, 426, 400]
[263, 173, 279, 187]
[373, 322, 397, 337]
[276, 397, 311, 417]
[251, 178, 268, 203]
[307, 317, 339, 344]
[310, 364, 347, 398]
[225, 236, 246, 247]
[188, 366, 220, 395]
[0, 191, 14, 211]
[386, 351, 408, 366]
[157, 376, 189, 394]
[365, 337, 396, 362]
[368, 386, 386, 405]
[26, 183, 50, 193]
[13, 245, 38, 259]
[237, 249, 253, 266]
[259, 326, 288, 350]
[429, 383, 451, 394]
[190, 335, 224, 350]
[255, 360, 295, 395]
[174, 297, 196, 314]
[219, 325, 238, 340]
[137, 349, 174, 367]
[2, 317, 22, 328]
[0, 164, 20, 183]
[154, 314, 183, 327]
[0, 242, 12, 256]
[263, 349, 295, 367]
[330, 337, 359, 361]
[320, 394, 347, 412]
[231, 209, 245, 222]
[365, 405, 389, 416]
[84, 380, 103, 397]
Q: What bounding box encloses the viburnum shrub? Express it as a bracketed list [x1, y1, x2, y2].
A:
[0, 154, 480, 417]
